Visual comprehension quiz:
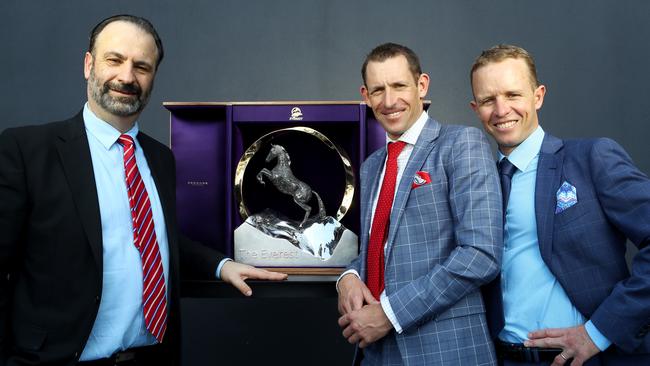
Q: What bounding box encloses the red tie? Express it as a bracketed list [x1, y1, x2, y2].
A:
[366, 141, 407, 300]
[118, 134, 167, 343]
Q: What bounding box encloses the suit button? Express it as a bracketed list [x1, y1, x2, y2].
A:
[95, 296, 100, 303]
[74, 352, 79, 358]
[636, 331, 647, 338]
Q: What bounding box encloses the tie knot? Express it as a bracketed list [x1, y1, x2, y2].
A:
[498, 158, 517, 178]
[387, 141, 407, 160]
[118, 134, 135, 148]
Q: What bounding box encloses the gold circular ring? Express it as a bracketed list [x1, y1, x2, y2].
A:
[234, 126, 355, 221]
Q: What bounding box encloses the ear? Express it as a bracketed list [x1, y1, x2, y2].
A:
[84, 52, 93, 80]
[469, 99, 479, 114]
[360, 85, 370, 105]
[417, 73, 430, 98]
[534, 84, 546, 110]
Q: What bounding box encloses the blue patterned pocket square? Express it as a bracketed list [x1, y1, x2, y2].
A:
[555, 181, 577, 214]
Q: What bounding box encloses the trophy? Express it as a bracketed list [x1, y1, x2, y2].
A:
[234, 127, 358, 270]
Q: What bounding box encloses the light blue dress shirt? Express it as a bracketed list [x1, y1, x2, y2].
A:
[499, 126, 610, 351]
[80, 104, 170, 360]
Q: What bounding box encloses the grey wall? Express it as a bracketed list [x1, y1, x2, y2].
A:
[3, 1, 648, 364]
[2, 0, 649, 177]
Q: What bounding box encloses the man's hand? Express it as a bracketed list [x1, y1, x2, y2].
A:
[525, 325, 600, 366]
[338, 303, 392, 348]
[220, 261, 287, 296]
[337, 273, 376, 315]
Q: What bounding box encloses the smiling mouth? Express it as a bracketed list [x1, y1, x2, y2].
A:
[110, 88, 137, 96]
[493, 120, 517, 130]
[383, 110, 404, 119]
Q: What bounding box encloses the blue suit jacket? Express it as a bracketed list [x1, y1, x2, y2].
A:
[348, 118, 503, 365]
[531, 134, 650, 363]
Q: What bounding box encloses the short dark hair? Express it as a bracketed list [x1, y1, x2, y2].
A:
[88, 14, 164, 69]
[361, 43, 422, 85]
[470, 44, 539, 90]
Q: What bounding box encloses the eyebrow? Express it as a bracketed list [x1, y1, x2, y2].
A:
[368, 80, 409, 92]
[102, 51, 154, 70]
[103, 51, 126, 60]
[478, 87, 524, 97]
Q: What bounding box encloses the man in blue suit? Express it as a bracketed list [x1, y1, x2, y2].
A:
[470, 44, 650, 365]
[337, 43, 503, 365]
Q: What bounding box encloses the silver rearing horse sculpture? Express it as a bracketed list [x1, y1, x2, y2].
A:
[256, 144, 325, 227]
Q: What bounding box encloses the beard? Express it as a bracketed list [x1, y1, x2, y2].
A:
[88, 66, 152, 117]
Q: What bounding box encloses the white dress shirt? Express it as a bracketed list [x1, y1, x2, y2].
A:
[338, 111, 430, 333]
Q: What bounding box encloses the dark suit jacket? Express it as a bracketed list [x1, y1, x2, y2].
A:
[0, 112, 224, 366]
[489, 133, 650, 365]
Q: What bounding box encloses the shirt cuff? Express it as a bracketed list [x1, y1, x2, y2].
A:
[215, 258, 232, 279]
[380, 291, 402, 334]
[585, 320, 612, 351]
[336, 269, 360, 292]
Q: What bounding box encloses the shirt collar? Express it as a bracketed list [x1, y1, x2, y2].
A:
[497, 125, 545, 172]
[83, 102, 140, 150]
[385, 110, 429, 146]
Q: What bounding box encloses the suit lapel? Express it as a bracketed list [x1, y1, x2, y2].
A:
[384, 118, 441, 263]
[360, 150, 385, 277]
[362, 153, 385, 235]
[55, 113, 103, 267]
[535, 134, 564, 264]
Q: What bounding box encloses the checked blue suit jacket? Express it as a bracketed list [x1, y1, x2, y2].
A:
[347, 118, 503, 365]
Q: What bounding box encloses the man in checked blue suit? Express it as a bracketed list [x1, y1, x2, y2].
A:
[337, 43, 503, 365]
[470, 44, 650, 365]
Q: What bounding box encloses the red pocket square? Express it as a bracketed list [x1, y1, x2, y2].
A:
[412, 171, 431, 189]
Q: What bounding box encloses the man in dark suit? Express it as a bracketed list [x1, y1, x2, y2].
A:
[470, 44, 650, 365]
[0, 14, 286, 366]
[337, 43, 502, 365]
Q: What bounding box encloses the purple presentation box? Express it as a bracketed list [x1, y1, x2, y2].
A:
[165, 101, 387, 261]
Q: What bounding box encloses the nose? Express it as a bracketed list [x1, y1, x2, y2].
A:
[494, 97, 510, 118]
[383, 88, 397, 108]
[116, 63, 136, 84]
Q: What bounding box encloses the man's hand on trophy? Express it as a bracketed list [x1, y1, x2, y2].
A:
[220, 261, 287, 296]
[337, 273, 377, 315]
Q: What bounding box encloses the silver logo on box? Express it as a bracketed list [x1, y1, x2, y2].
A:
[289, 107, 303, 121]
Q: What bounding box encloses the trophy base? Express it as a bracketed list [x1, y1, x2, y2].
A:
[234, 221, 358, 269]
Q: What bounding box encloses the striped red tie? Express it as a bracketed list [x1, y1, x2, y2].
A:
[118, 134, 167, 343]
